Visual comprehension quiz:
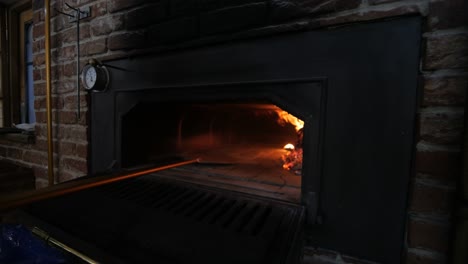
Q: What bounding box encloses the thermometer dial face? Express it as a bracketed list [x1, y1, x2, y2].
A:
[84, 66, 97, 89]
[81, 62, 109, 92]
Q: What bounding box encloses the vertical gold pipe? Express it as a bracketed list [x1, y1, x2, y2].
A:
[44, 0, 54, 186]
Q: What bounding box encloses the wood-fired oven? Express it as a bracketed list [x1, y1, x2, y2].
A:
[6, 17, 421, 263]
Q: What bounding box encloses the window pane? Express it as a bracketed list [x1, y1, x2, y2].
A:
[26, 23, 34, 123]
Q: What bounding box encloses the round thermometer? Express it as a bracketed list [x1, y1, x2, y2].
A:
[81, 60, 109, 92]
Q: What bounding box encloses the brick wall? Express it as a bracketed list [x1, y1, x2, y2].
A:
[0, 0, 465, 263]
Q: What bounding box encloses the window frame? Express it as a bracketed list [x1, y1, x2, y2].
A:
[19, 9, 34, 124]
[0, 5, 8, 127]
[0, 0, 33, 128]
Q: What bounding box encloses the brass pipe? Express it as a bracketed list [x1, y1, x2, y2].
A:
[32, 227, 99, 264]
[0, 159, 199, 211]
[45, 0, 54, 186]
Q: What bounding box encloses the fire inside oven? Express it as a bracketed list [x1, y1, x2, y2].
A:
[121, 102, 304, 202]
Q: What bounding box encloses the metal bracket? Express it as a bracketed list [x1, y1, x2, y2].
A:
[68, 6, 91, 23]
[55, 2, 92, 121]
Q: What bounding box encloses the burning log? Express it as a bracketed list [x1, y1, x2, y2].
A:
[282, 148, 303, 175]
[282, 128, 303, 175]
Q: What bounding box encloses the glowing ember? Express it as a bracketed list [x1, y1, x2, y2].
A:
[280, 120, 304, 175]
[284, 143, 295, 150]
[282, 148, 303, 175]
[276, 110, 304, 131]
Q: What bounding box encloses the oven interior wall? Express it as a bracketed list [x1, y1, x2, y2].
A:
[121, 102, 299, 168]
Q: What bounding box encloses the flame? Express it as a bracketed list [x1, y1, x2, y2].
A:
[276, 110, 304, 131]
[284, 143, 295, 150]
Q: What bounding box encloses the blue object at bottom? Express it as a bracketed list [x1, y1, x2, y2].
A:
[0, 224, 67, 264]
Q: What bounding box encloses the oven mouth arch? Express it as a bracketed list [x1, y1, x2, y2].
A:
[106, 79, 326, 210]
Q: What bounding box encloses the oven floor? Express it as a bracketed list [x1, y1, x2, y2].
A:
[154, 145, 301, 203]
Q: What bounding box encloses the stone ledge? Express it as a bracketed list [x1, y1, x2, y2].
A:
[0, 133, 35, 144]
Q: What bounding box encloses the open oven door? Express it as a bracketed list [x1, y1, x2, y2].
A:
[10, 174, 305, 264]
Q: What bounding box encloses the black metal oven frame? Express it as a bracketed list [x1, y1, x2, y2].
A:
[90, 17, 421, 263]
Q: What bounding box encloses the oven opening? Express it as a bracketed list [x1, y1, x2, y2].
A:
[121, 101, 304, 202]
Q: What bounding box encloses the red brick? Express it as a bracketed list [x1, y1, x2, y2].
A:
[34, 82, 46, 96]
[33, 0, 44, 11]
[33, 10, 44, 23]
[33, 53, 45, 67]
[63, 94, 88, 110]
[51, 65, 58, 79]
[34, 137, 59, 154]
[33, 23, 45, 40]
[35, 125, 47, 138]
[50, 34, 59, 49]
[424, 33, 468, 70]
[409, 181, 455, 214]
[57, 111, 79, 124]
[76, 143, 88, 159]
[34, 138, 49, 152]
[34, 97, 46, 110]
[57, 24, 91, 44]
[428, 0, 468, 30]
[423, 76, 467, 107]
[417, 149, 455, 181]
[57, 141, 76, 156]
[7, 148, 23, 160]
[58, 126, 88, 142]
[54, 80, 76, 94]
[91, 14, 124, 36]
[407, 219, 451, 253]
[54, 15, 74, 32]
[81, 38, 107, 56]
[419, 109, 464, 145]
[33, 68, 43, 81]
[34, 96, 63, 110]
[60, 62, 77, 78]
[58, 169, 81, 182]
[23, 150, 47, 166]
[35, 112, 47, 125]
[56, 45, 77, 61]
[33, 39, 45, 53]
[62, 157, 87, 173]
[89, 1, 108, 19]
[55, 96, 65, 110]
